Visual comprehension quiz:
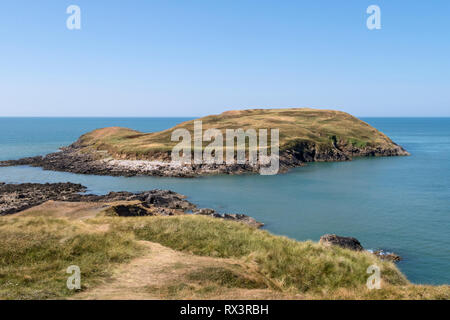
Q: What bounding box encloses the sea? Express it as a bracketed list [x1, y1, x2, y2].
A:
[0, 117, 449, 285]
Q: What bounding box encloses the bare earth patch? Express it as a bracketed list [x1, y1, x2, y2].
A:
[15, 200, 109, 220]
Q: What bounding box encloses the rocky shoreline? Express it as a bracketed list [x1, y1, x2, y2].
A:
[320, 234, 402, 262]
[0, 139, 409, 177]
[0, 182, 264, 228]
[0, 146, 295, 177]
[1, 182, 403, 261]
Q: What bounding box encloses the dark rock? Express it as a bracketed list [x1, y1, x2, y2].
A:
[192, 211, 264, 228]
[194, 208, 216, 215]
[319, 234, 364, 251]
[137, 190, 196, 210]
[108, 204, 152, 217]
[0, 182, 263, 228]
[320, 234, 402, 262]
[0, 182, 86, 215]
[373, 250, 402, 262]
[222, 213, 265, 228]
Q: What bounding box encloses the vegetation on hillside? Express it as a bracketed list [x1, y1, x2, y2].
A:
[1, 208, 448, 300]
[0, 216, 142, 299]
[74, 108, 403, 159]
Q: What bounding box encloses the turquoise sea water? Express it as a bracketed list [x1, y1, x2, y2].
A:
[0, 117, 449, 285]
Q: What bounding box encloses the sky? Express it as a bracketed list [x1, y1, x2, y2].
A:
[0, 0, 449, 117]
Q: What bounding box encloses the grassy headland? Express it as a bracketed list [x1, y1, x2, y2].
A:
[0, 203, 448, 300]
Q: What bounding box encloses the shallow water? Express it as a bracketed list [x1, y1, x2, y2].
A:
[0, 117, 449, 284]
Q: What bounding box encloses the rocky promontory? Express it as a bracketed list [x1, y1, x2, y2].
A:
[0, 182, 263, 228]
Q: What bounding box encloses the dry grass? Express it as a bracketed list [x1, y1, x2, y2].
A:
[0, 207, 448, 300]
[108, 215, 409, 293]
[73, 241, 287, 300]
[14, 200, 109, 220]
[0, 216, 142, 299]
[306, 285, 450, 300]
[74, 108, 399, 159]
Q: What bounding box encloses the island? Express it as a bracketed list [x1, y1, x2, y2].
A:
[0, 108, 409, 177]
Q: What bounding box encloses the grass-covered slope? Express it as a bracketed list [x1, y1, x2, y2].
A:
[73, 108, 408, 160]
[1, 209, 448, 300]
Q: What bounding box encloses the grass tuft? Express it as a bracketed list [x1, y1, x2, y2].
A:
[187, 266, 267, 289]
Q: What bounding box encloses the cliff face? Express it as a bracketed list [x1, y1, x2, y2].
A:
[0, 108, 409, 176]
[280, 137, 408, 163]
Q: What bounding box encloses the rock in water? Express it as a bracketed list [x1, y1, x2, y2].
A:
[373, 250, 402, 262]
[319, 234, 364, 251]
[320, 234, 402, 262]
[222, 214, 265, 228]
[193, 208, 264, 228]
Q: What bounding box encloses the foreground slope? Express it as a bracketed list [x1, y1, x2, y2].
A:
[1, 202, 448, 300]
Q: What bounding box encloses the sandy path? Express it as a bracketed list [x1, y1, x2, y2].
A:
[73, 241, 302, 300]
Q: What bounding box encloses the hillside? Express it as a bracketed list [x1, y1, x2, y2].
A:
[0, 201, 448, 300]
[76, 108, 408, 160]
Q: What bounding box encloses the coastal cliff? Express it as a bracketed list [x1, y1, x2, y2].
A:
[0, 108, 409, 177]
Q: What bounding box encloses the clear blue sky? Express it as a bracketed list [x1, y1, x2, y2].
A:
[0, 0, 449, 117]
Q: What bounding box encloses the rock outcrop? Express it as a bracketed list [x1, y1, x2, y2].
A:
[194, 208, 264, 228]
[0, 182, 86, 215]
[319, 233, 402, 262]
[373, 250, 402, 262]
[0, 182, 263, 228]
[319, 234, 364, 251]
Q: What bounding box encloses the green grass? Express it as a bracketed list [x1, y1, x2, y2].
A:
[187, 266, 267, 289]
[348, 138, 368, 148]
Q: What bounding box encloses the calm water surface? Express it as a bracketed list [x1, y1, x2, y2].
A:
[0, 117, 449, 284]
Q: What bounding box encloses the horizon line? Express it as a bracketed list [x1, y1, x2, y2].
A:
[1, 115, 450, 119]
